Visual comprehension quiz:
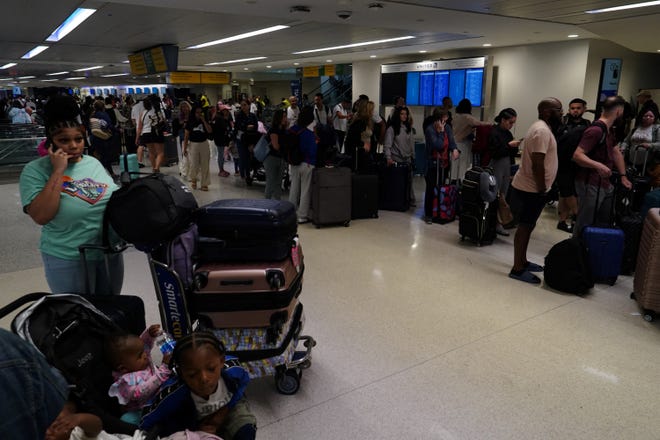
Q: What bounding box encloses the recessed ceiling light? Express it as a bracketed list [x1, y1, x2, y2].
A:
[46, 8, 96, 42]
[46, 71, 69, 76]
[187, 25, 289, 49]
[568, 34, 579, 38]
[370, 55, 377, 58]
[101, 73, 130, 77]
[21, 45, 49, 59]
[223, 69, 228, 72]
[419, 50, 427, 53]
[292, 36, 415, 54]
[294, 62, 300, 65]
[65, 77, 85, 80]
[0, 63, 17, 69]
[243, 68, 249, 70]
[41, 79, 59, 82]
[205, 57, 267, 66]
[482, 43, 492, 47]
[17, 76, 36, 79]
[74, 65, 103, 72]
[0, 78, 13, 81]
[266, 65, 272, 68]
[122, 60, 130, 64]
[586, 1, 660, 14]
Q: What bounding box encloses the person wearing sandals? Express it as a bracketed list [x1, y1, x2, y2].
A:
[184, 106, 212, 191]
[508, 98, 562, 284]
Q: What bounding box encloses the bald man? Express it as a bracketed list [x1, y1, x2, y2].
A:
[508, 98, 562, 284]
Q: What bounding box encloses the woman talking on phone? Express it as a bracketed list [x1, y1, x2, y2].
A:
[19, 95, 124, 295]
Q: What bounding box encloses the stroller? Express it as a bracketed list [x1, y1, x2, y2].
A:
[0, 292, 147, 435]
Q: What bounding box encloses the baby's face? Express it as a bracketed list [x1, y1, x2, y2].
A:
[118, 336, 149, 373]
[179, 345, 224, 399]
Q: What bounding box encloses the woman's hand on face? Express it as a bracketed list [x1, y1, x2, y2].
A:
[435, 120, 446, 132]
[48, 146, 70, 172]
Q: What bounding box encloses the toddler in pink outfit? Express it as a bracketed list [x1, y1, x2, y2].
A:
[106, 324, 172, 425]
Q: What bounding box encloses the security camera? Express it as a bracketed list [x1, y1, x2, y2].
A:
[336, 10, 352, 20]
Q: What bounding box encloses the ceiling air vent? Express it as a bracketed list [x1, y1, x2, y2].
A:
[289, 5, 311, 14]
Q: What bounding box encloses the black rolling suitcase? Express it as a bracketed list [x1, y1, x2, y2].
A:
[351, 173, 379, 219]
[196, 199, 298, 262]
[311, 166, 352, 228]
[379, 162, 411, 211]
[163, 133, 179, 167]
[458, 169, 497, 246]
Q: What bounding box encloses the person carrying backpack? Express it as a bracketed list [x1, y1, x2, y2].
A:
[572, 96, 632, 236]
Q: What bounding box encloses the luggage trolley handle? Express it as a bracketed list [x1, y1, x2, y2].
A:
[631, 146, 650, 176]
[591, 172, 619, 228]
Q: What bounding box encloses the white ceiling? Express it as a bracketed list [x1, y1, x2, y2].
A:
[2, 0, 660, 88]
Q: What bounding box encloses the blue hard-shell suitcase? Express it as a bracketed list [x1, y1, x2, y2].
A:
[196, 199, 298, 262]
[582, 226, 625, 285]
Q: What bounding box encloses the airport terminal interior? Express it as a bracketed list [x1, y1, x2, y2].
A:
[3, 1, 660, 439]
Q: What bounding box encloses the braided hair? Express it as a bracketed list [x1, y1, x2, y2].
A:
[171, 331, 226, 370]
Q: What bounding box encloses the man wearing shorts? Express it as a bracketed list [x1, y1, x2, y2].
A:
[509, 98, 562, 284]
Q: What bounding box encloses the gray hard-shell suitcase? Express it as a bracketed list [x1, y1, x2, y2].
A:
[311, 166, 351, 228]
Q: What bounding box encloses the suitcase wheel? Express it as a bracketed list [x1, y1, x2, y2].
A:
[275, 368, 301, 395]
[643, 313, 655, 323]
[344, 221, 350, 227]
[266, 270, 285, 290]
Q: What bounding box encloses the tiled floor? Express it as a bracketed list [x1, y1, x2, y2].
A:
[2, 156, 659, 439]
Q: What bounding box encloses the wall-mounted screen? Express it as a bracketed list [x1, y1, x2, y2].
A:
[465, 69, 484, 106]
[419, 71, 435, 106]
[433, 71, 449, 106]
[380, 57, 486, 108]
[406, 72, 420, 106]
[448, 70, 465, 107]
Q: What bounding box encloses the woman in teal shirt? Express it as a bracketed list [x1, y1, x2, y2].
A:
[19, 95, 123, 294]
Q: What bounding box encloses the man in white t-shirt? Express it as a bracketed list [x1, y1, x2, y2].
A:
[286, 96, 300, 126]
[333, 98, 352, 151]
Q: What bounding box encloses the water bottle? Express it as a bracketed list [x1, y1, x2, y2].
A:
[156, 331, 176, 356]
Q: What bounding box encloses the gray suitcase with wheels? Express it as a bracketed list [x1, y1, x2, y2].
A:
[312, 167, 351, 228]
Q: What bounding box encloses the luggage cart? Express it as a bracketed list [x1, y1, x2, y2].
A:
[149, 256, 315, 394]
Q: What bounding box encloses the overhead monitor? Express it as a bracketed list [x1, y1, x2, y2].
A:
[380, 57, 487, 107]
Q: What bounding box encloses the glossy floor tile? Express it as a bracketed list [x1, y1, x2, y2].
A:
[2, 159, 659, 440]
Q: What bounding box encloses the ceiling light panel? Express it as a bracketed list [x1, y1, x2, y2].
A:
[46, 8, 96, 42]
[586, 1, 660, 13]
[74, 66, 103, 72]
[21, 46, 49, 59]
[46, 71, 69, 76]
[205, 57, 267, 65]
[187, 25, 289, 49]
[0, 63, 17, 69]
[292, 36, 415, 54]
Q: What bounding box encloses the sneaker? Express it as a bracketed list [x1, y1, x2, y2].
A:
[219, 170, 230, 177]
[509, 269, 541, 284]
[138, 162, 146, 168]
[297, 217, 309, 224]
[423, 216, 433, 224]
[496, 224, 510, 236]
[557, 221, 573, 233]
[200, 186, 209, 191]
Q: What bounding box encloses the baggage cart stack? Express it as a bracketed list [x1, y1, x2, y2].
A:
[150, 198, 316, 395]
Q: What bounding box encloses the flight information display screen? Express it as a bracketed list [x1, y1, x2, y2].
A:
[382, 63, 485, 108]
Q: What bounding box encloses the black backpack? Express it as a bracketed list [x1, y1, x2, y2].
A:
[544, 238, 594, 294]
[12, 294, 132, 430]
[106, 174, 198, 247]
